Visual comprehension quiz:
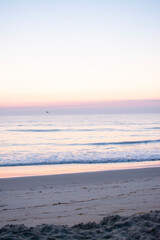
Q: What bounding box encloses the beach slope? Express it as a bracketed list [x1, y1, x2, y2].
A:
[0, 167, 160, 227]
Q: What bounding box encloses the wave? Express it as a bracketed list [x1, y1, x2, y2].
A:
[0, 158, 159, 167]
[7, 126, 160, 133]
[8, 129, 64, 132]
[1, 139, 160, 147]
[7, 128, 132, 132]
[146, 127, 160, 130]
[71, 139, 160, 146]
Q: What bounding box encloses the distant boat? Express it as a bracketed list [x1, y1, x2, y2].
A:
[45, 111, 49, 114]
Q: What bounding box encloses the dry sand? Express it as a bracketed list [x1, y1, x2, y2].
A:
[0, 167, 160, 239]
[0, 211, 160, 239]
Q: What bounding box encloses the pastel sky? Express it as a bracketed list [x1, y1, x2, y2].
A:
[0, 0, 160, 109]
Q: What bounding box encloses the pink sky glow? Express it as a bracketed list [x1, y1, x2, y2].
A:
[0, 100, 160, 115]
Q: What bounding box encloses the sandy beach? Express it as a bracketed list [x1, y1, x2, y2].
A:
[0, 167, 160, 239]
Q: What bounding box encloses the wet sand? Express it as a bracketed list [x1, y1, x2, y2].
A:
[0, 167, 160, 227]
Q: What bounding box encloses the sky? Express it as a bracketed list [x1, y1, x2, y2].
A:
[0, 0, 160, 113]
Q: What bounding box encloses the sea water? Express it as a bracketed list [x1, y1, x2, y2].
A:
[0, 114, 160, 167]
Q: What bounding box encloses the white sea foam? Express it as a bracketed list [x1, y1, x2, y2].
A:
[0, 114, 160, 167]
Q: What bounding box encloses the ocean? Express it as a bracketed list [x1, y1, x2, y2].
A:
[0, 114, 160, 167]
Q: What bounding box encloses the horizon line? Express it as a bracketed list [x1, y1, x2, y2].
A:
[1, 99, 160, 109]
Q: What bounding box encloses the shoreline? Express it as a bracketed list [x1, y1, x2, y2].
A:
[0, 160, 160, 179]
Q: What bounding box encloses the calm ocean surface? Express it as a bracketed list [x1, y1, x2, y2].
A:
[0, 114, 160, 167]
